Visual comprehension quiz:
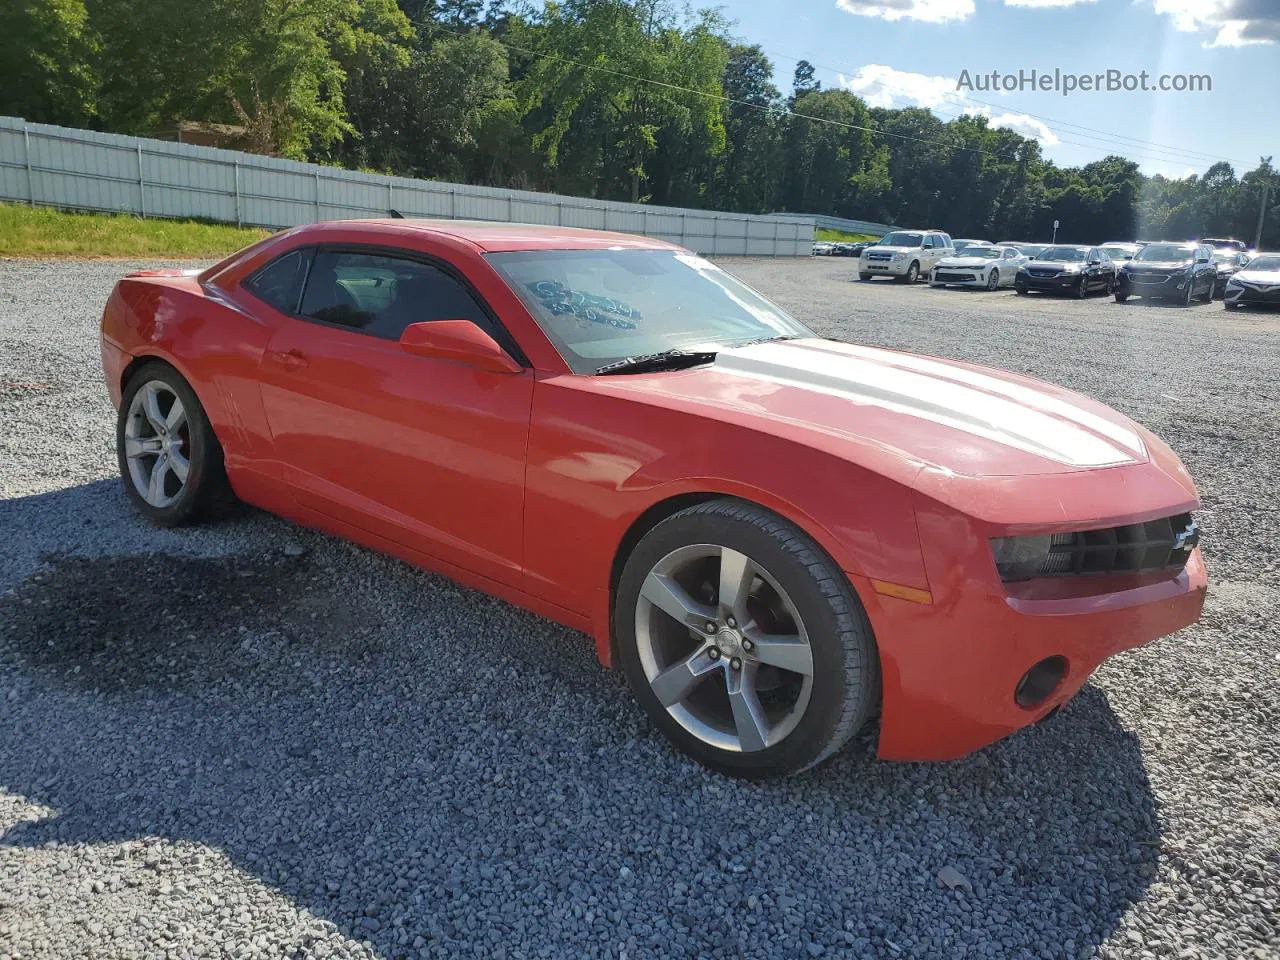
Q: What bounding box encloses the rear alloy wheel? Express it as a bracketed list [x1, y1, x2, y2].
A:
[986, 269, 1000, 291]
[1076, 277, 1089, 299]
[1182, 280, 1194, 307]
[616, 499, 878, 779]
[118, 362, 229, 527]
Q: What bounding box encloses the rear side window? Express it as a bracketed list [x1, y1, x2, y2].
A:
[299, 250, 495, 341]
[245, 249, 311, 314]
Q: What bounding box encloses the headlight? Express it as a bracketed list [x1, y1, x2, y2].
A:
[990, 536, 1054, 581]
[892, 252, 905, 261]
[1227, 277, 1242, 287]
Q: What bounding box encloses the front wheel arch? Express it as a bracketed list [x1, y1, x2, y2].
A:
[606, 492, 878, 662]
[612, 496, 883, 776]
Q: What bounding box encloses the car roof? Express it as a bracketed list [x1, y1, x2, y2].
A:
[290, 218, 682, 253]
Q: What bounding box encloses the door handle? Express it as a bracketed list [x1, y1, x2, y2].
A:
[270, 348, 309, 369]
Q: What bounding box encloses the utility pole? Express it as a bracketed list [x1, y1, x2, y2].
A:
[1255, 156, 1272, 251]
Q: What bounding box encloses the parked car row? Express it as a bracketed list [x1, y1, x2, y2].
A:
[813, 239, 875, 257]
[846, 227, 1275, 310]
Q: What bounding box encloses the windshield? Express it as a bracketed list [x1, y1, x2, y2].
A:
[1211, 251, 1238, 263]
[1244, 255, 1280, 271]
[1137, 244, 1195, 262]
[486, 249, 811, 374]
[1037, 247, 1088, 262]
[1016, 244, 1048, 257]
[1100, 246, 1134, 259]
[960, 248, 1001, 260]
[878, 232, 924, 247]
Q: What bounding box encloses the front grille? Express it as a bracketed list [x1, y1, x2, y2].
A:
[1027, 269, 1060, 278]
[1131, 273, 1171, 285]
[866, 252, 893, 261]
[934, 272, 975, 282]
[1036, 513, 1197, 578]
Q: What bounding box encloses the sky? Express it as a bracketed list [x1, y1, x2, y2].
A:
[711, 0, 1279, 179]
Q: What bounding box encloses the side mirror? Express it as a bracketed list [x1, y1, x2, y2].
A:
[399, 320, 521, 374]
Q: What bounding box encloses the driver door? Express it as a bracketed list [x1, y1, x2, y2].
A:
[256, 248, 534, 586]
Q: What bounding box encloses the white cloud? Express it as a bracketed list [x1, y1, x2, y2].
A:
[839, 64, 960, 109]
[1150, 0, 1279, 45]
[838, 65, 1060, 146]
[1145, 164, 1200, 179]
[1004, 0, 1097, 6]
[965, 107, 1060, 146]
[835, 0, 975, 23]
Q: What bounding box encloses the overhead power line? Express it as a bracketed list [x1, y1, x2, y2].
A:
[431, 21, 1248, 174]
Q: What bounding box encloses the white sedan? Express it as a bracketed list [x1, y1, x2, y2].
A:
[929, 245, 1028, 290]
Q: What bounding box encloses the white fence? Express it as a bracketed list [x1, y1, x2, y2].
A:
[0, 117, 813, 256]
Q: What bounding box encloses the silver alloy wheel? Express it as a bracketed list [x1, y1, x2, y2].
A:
[987, 268, 1000, 290]
[634, 543, 814, 753]
[124, 380, 190, 508]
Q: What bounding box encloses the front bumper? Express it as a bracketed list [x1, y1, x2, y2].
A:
[1016, 272, 1084, 293]
[1224, 283, 1280, 306]
[861, 257, 913, 276]
[1117, 273, 1189, 299]
[931, 269, 987, 287]
[860, 497, 1206, 761]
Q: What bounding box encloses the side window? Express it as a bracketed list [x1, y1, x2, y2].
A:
[299, 250, 494, 341]
[923, 236, 936, 249]
[245, 249, 311, 314]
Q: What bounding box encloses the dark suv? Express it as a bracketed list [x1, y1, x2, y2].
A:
[1115, 242, 1216, 306]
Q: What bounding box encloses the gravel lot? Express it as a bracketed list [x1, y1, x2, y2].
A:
[2, 257, 1277, 960]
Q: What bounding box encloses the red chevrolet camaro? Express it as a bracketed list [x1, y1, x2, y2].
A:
[100, 220, 1207, 778]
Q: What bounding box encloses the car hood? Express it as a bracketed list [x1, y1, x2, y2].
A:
[1233, 269, 1280, 284]
[936, 256, 998, 268]
[601, 339, 1150, 482]
[862, 245, 919, 255]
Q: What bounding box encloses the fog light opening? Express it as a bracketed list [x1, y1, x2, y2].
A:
[1015, 656, 1068, 709]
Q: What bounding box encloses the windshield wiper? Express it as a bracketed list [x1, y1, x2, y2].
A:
[595, 350, 719, 375]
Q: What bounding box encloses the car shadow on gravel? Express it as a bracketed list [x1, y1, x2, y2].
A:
[0, 483, 1161, 960]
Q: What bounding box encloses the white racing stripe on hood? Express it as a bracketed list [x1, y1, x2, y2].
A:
[715, 341, 1147, 468]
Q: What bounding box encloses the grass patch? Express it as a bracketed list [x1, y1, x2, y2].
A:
[815, 228, 881, 243]
[0, 204, 271, 259]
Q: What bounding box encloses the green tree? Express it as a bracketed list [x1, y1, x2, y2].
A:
[516, 0, 726, 202]
[0, 0, 98, 127]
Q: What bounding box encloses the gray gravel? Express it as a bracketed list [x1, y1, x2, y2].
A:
[2, 257, 1278, 960]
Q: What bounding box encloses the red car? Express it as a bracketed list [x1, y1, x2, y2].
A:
[100, 220, 1207, 778]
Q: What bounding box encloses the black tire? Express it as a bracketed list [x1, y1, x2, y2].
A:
[1015, 286, 1028, 295]
[903, 261, 920, 283]
[986, 269, 1000, 291]
[116, 361, 229, 527]
[1115, 292, 1128, 303]
[614, 498, 879, 779]
[1224, 301, 1239, 311]
[1181, 280, 1194, 307]
[858, 272, 872, 282]
[1076, 277, 1088, 299]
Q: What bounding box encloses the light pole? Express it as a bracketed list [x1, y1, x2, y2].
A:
[1052, 219, 1060, 244]
[1255, 156, 1272, 251]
